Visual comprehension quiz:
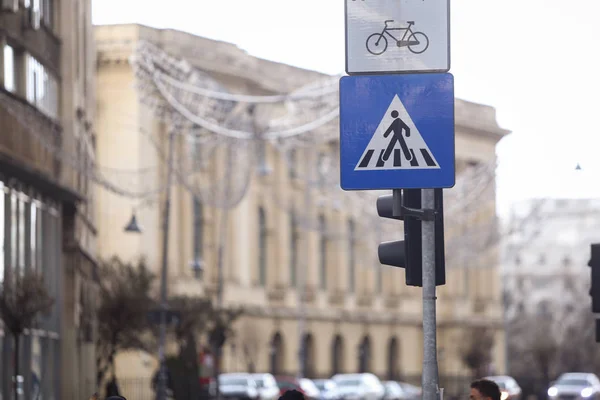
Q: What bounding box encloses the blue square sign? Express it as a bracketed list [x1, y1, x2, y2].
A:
[339, 73, 455, 190]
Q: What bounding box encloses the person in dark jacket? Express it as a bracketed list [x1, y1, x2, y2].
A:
[105, 378, 121, 397]
[470, 379, 501, 400]
[279, 389, 305, 400]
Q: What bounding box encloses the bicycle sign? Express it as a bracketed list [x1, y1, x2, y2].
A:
[366, 20, 429, 56]
[344, 0, 450, 74]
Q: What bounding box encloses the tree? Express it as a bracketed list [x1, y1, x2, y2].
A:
[95, 256, 156, 388]
[163, 296, 242, 400]
[460, 327, 495, 378]
[0, 269, 54, 400]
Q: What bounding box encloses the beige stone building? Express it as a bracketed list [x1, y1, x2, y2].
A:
[94, 23, 509, 388]
[0, 0, 97, 399]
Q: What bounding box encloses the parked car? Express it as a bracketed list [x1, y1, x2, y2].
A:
[397, 382, 421, 400]
[314, 379, 341, 400]
[251, 373, 280, 400]
[383, 381, 405, 400]
[548, 373, 600, 400]
[484, 376, 522, 400]
[219, 373, 260, 400]
[331, 373, 386, 400]
[275, 376, 321, 400]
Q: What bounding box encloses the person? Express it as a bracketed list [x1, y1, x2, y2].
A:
[470, 379, 501, 400]
[382, 110, 412, 162]
[279, 389, 305, 400]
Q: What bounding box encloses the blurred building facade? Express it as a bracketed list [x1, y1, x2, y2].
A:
[0, 1, 97, 399]
[94, 23, 508, 384]
[502, 198, 600, 319]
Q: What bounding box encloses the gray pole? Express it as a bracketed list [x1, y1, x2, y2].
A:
[421, 188, 439, 400]
[157, 128, 176, 400]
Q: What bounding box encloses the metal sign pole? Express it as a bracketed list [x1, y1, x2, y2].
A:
[421, 188, 439, 400]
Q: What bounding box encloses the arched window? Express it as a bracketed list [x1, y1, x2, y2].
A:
[192, 196, 204, 279]
[302, 333, 315, 378]
[331, 335, 344, 375]
[319, 214, 327, 290]
[290, 212, 298, 286]
[288, 149, 297, 179]
[387, 337, 400, 380]
[270, 332, 284, 375]
[258, 207, 267, 286]
[358, 335, 371, 373]
[348, 219, 356, 292]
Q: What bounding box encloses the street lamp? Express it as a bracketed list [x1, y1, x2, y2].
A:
[124, 210, 142, 233]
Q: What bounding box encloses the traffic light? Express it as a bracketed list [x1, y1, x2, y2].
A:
[588, 243, 600, 313]
[377, 189, 445, 287]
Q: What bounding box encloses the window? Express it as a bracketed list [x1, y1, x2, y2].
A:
[42, 0, 53, 27]
[30, 202, 37, 271]
[18, 196, 26, 271]
[348, 219, 356, 292]
[319, 214, 327, 290]
[258, 207, 267, 286]
[538, 254, 546, 265]
[192, 197, 204, 278]
[288, 149, 297, 179]
[317, 152, 328, 186]
[289, 212, 298, 287]
[25, 54, 59, 118]
[3, 44, 15, 92]
[10, 192, 17, 272]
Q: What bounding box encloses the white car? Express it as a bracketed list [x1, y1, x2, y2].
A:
[548, 373, 600, 400]
[219, 373, 260, 400]
[332, 373, 386, 400]
[251, 373, 280, 400]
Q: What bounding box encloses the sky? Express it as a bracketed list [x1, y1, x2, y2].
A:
[92, 0, 600, 215]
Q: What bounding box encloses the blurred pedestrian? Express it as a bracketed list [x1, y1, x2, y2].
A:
[470, 379, 501, 400]
[279, 389, 305, 400]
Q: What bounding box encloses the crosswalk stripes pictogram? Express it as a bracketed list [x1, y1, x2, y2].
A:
[354, 95, 440, 171]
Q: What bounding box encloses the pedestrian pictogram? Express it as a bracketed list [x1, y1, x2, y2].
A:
[355, 95, 439, 171]
[339, 73, 455, 190]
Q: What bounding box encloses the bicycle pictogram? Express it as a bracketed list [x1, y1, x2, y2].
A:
[366, 20, 429, 56]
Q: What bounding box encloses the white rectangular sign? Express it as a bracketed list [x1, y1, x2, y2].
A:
[345, 0, 450, 74]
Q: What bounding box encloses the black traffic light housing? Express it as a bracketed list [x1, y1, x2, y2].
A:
[589, 244, 600, 313]
[377, 189, 445, 287]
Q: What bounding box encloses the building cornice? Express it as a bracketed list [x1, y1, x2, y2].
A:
[95, 24, 327, 94]
[240, 304, 505, 330]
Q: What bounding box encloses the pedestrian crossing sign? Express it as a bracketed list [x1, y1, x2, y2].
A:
[339, 73, 455, 190]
